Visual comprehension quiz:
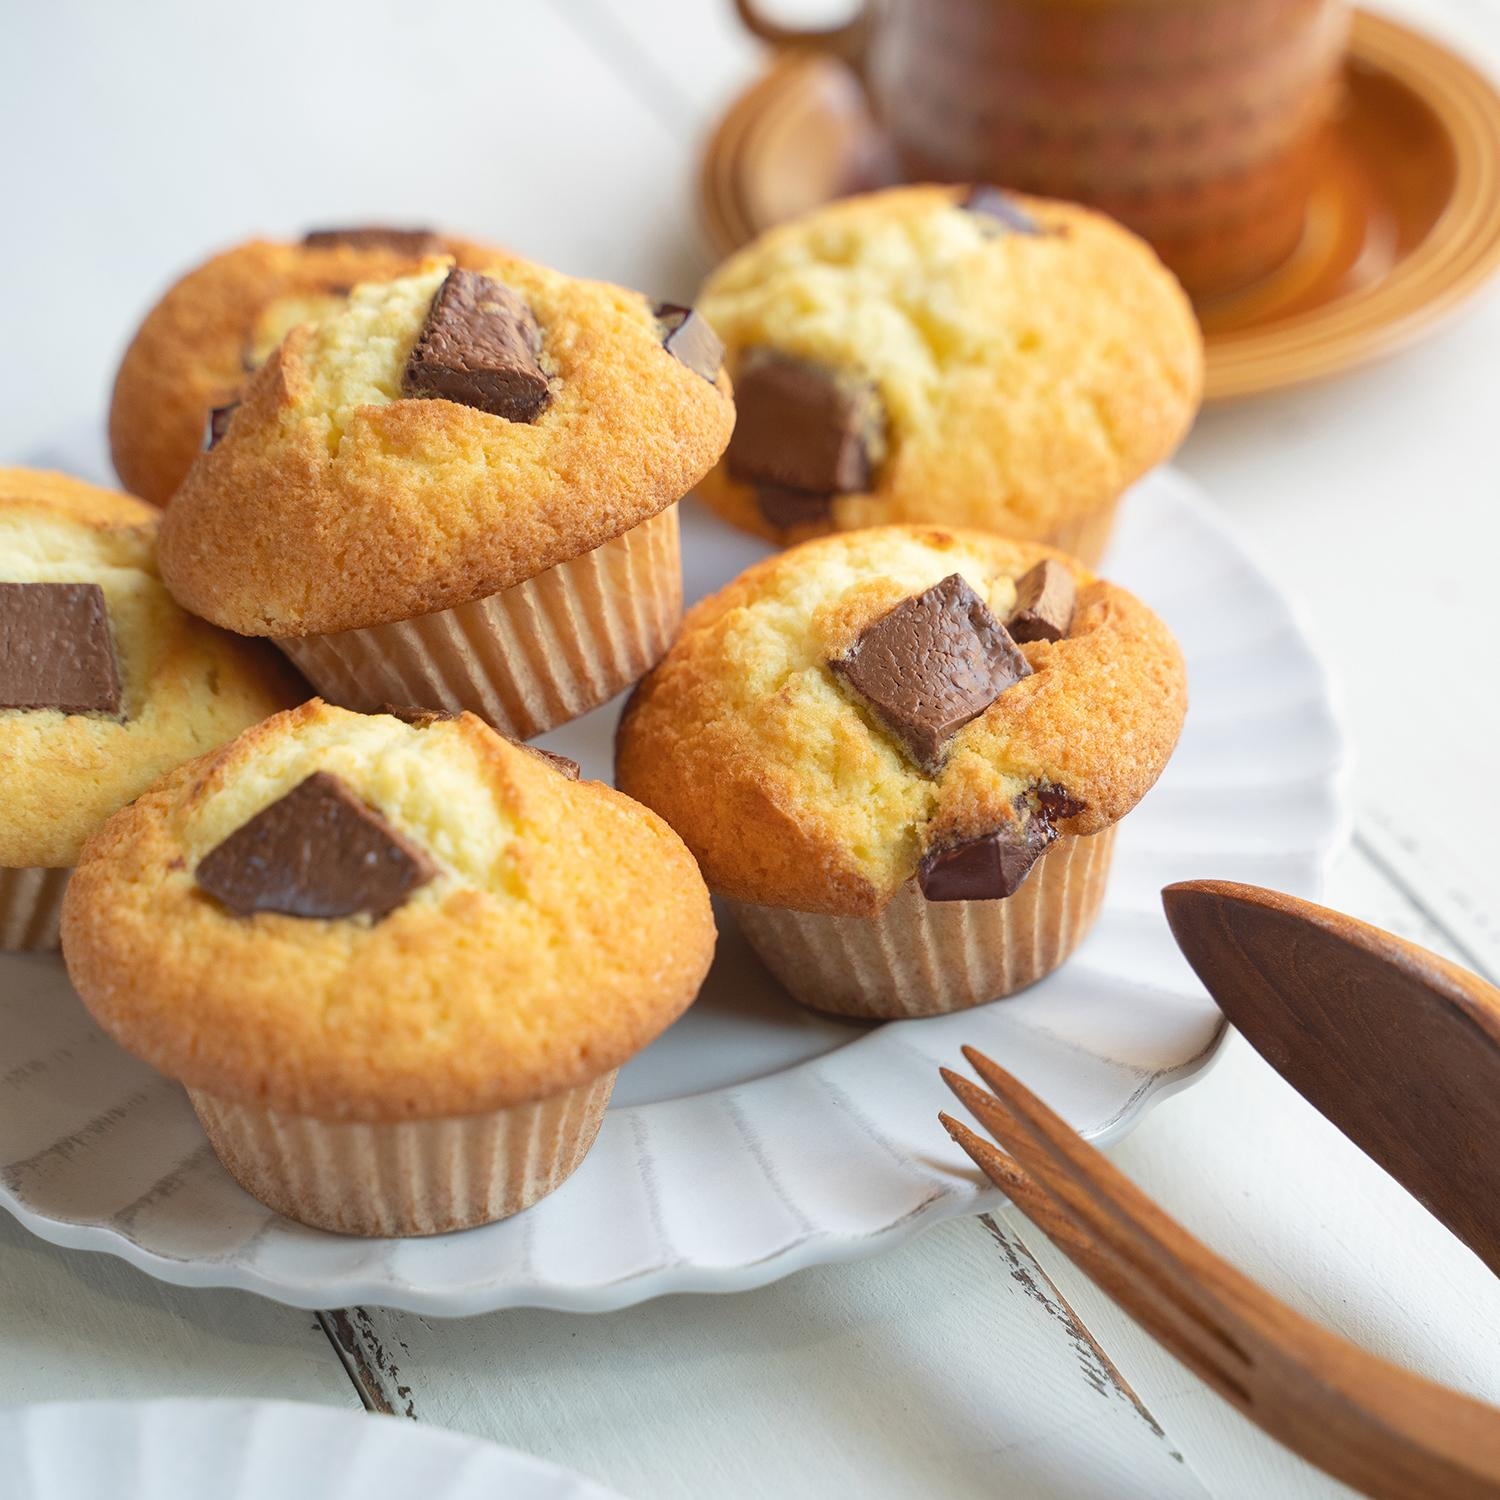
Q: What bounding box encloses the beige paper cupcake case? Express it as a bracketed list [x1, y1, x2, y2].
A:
[1044, 501, 1117, 570]
[189, 1071, 615, 1237]
[0, 866, 71, 952]
[729, 826, 1117, 1020]
[276, 504, 683, 740]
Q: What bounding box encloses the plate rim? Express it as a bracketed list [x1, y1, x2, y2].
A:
[0, 1396, 625, 1498]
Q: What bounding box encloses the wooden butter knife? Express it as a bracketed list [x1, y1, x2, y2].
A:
[1161, 879, 1500, 1277]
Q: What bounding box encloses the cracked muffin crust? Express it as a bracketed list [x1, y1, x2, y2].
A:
[616, 525, 1187, 919]
[695, 185, 1202, 558]
[108, 228, 504, 506]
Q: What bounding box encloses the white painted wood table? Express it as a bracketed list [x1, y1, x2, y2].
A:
[2, 2, 1498, 1495]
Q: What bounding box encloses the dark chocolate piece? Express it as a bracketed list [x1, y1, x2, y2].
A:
[1034, 783, 1086, 823]
[381, 704, 580, 778]
[0, 582, 122, 716]
[382, 702, 459, 727]
[919, 783, 1083, 902]
[919, 816, 1055, 902]
[959, 186, 1043, 236]
[830, 573, 1031, 772]
[755, 485, 833, 534]
[302, 226, 443, 255]
[1007, 559, 1076, 643]
[654, 302, 724, 383]
[205, 402, 239, 451]
[402, 268, 551, 422]
[195, 771, 436, 920]
[726, 349, 880, 496]
[519, 743, 581, 780]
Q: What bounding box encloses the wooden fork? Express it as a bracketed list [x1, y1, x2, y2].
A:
[940, 1046, 1500, 1500]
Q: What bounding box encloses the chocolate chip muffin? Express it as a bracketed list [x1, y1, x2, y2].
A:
[159, 257, 733, 739]
[61, 699, 715, 1236]
[0, 469, 303, 950]
[696, 185, 1202, 561]
[109, 225, 504, 506]
[616, 525, 1186, 1018]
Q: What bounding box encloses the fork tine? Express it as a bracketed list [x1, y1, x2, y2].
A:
[960, 1044, 1250, 1299]
[938, 1112, 1084, 1250]
[944, 1056, 1254, 1372]
[939, 1112, 1164, 1288]
[942, 1062, 1155, 1257]
[940, 1067, 1027, 1145]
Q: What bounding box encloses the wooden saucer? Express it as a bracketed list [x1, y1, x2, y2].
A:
[700, 10, 1500, 402]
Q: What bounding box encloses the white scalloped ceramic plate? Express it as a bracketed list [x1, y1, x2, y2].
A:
[0, 469, 1347, 1314]
[2, 1399, 624, 1499]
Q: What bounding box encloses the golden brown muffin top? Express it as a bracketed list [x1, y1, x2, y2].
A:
[0, 469, 304, 868]
[62, 700, 717, 1121]
[108, 231, 503, 506]
[616, 525, 1186, 916]
[158, 257, 736, 636]
[695, 185, 1202, 545]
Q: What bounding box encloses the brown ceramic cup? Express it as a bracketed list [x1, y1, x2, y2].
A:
[733, 0, 1351, 297]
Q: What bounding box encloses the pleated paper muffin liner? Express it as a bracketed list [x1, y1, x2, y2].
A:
[729, 826, 1117, 1020]
[189, 1071, 616, 1238]
[1044, 501, 1117, 570]
[276, 504, 683, 740]
[0, 866, 71, 952]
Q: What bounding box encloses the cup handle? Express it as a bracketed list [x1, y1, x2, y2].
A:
[731, 0, 872, 73]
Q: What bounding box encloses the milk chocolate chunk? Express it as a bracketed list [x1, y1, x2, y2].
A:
[381, 705, 579, 776]
[755, 484, 833, 534]
[402, 268, 551, 422]
[382, 702, 459, 727]
[727, 349, 880, 496]
[1007, 559, 1076, 643]
[520, 743, 581, 780]
[830, 573, 1031, 772]
[919, 816, 1055, 902]
[195, 771, 436, 920]
[960, 186, 1043, 236]
[0, 582, 122, 716]
[654, 302, 724, 383]
[204, 402, 238, 451]
[302, 225, 443, 254]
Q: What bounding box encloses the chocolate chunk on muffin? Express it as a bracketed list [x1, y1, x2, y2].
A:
[194, 770, 438, 919]
[402, 268, 552, 421]
[301, 225, 445, 254]
[1, 582, 123, 716]
[1006, 558, 1077, 644]
[654, 303, 725, 383]
[829, 572, 1031, 773]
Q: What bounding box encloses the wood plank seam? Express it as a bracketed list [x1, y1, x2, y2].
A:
[318, 1309, 420, 1418]
[977, 1211, 1190, 1464]
[1354, 820, 1500, 986]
